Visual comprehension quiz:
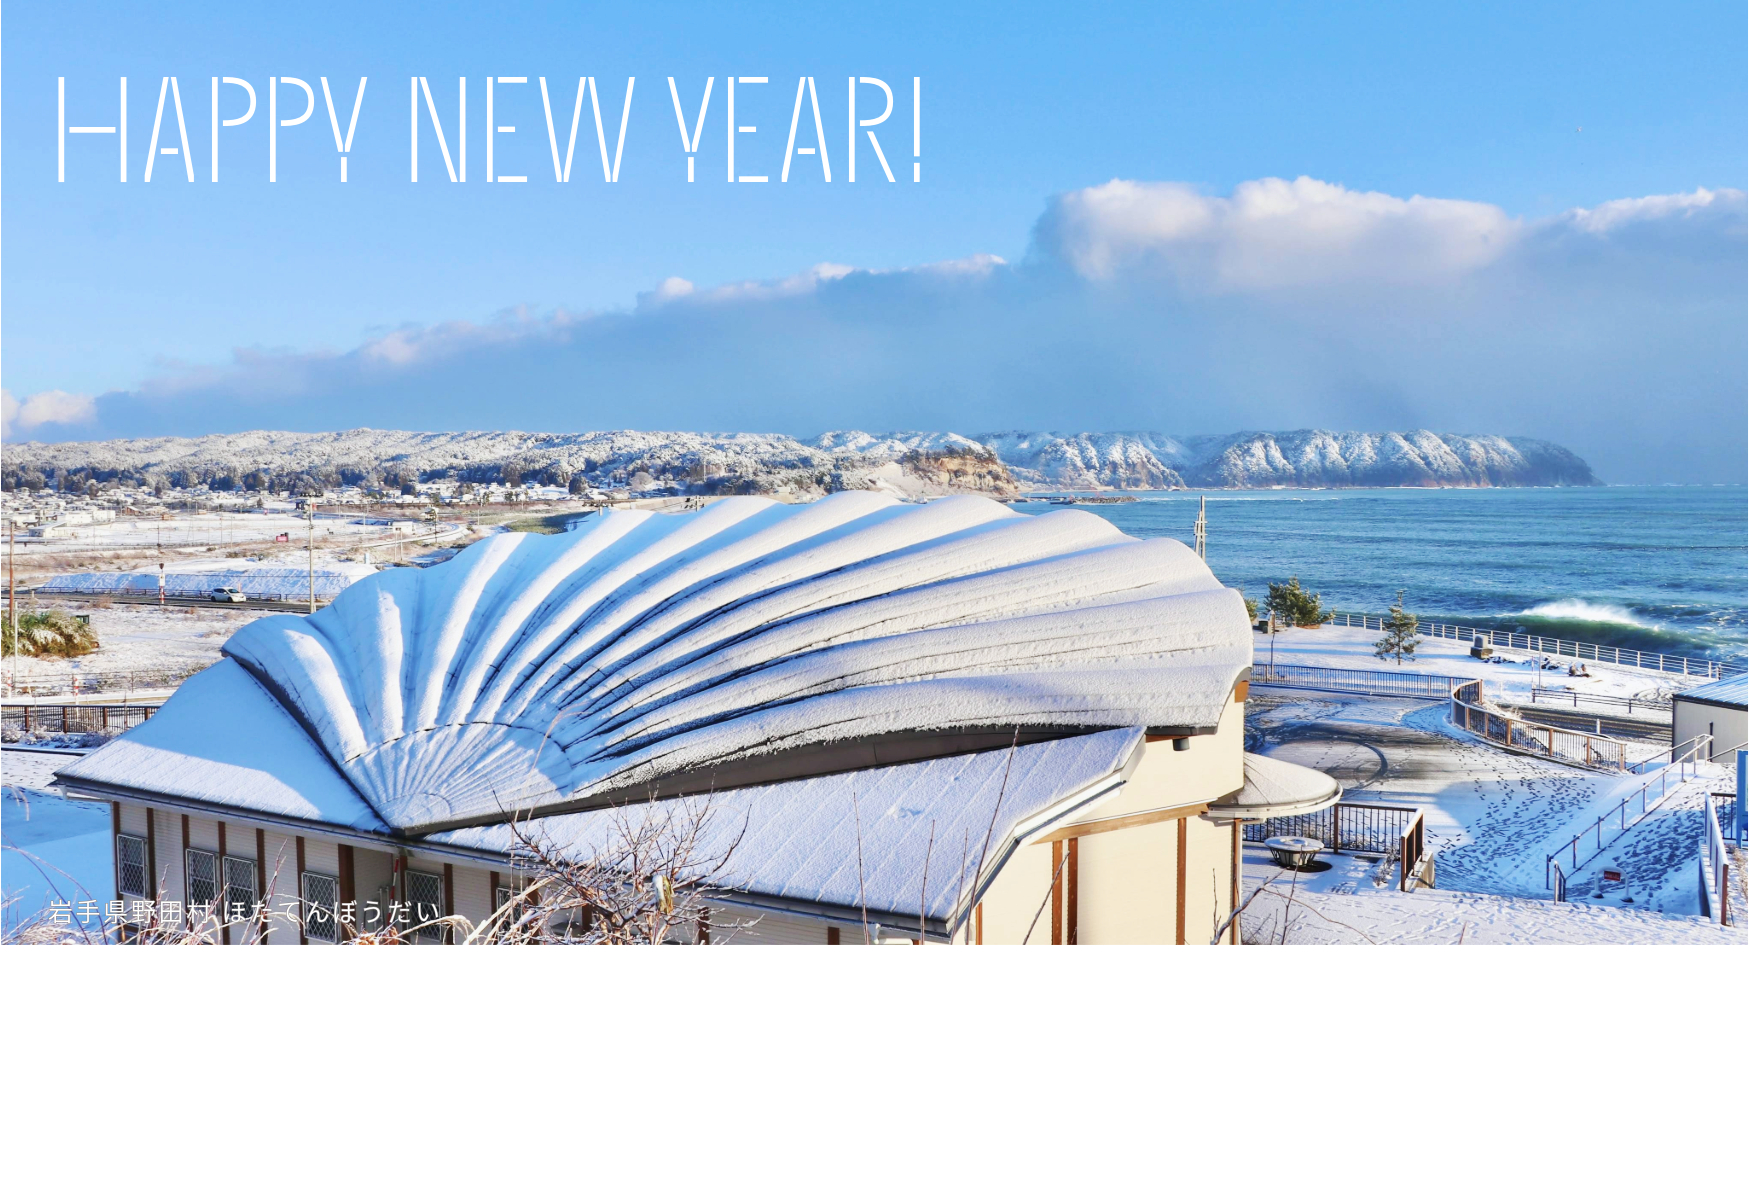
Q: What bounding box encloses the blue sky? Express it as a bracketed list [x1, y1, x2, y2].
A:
[3, 1, 1745, 481]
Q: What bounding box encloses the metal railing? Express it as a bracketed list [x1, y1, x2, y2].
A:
[1327, 612, 1744, 679]
[2, 665, 207, 698]
[1712, 793, 1740, 849]
[1450, 680, 1629, 770]
[1541, 737, 1745, 893]
[1542, 765, 1694, 889]
[2, 702, 160, 733]
[1244, 802, 1431, 891]
[1252, 662, 1460, 700]
[1700, 789, 1731, 925]
[1525, 685, 1671, 715]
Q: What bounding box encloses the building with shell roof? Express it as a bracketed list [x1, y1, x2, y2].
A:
[55, 492, 1337, 944]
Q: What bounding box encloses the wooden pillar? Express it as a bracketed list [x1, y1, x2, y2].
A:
[1175, 816, 1188, 945]
[295, 836, 308, 945]
[337, 844, 356, 939]
[109, 802, 121, 907]
[180, 814, 191, 910]
[442, 863, 455, 945]
[975, 903, 984, 946]
[1230, 820, 1241, 946]
[1050, 839, 1064, 945]
[255, 828, 267, 944]
[144, 807, 158, 900]
[217, 821, 229, 945]
[1066, 838, 1079, 946]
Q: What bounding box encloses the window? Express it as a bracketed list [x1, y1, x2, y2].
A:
[186, 849, 220, 912]
[116, 834, 148, 898]
[495, 883, 530, 926]
[405, 869, 445, 942]
[222, 855, 258, 923]
[302, 872, 339, 943]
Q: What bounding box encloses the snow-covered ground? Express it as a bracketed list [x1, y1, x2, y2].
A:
[2, 750, 111, 934]
[1237, 848, 1740, 945]
[2, 601, 274, 692]
[1245, 689, 1735, 918]
[1258, 623, 1703, 703]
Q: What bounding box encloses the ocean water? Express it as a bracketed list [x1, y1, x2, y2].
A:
[1010, 486, 1747, 663]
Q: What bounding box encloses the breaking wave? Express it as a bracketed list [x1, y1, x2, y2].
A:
[1517, 599, 1669, 631]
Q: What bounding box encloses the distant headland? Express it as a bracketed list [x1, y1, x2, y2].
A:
[2, 427, 1600, 498]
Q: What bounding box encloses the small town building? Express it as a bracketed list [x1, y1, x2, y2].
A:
[54, 492, 1335, 944]
[1671, 673, 1747, 763]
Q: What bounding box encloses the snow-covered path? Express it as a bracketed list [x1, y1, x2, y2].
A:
[1238, 873, 1741, 945]
[1245, 690, 1729, 914]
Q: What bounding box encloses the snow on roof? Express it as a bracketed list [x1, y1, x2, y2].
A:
[1673, 673, 1748, 708]
[434, 728, 1146, 928]
[54, 660, 389, 833]
[79, 493, 1250, 834]
[1207, 754, 1342, 820]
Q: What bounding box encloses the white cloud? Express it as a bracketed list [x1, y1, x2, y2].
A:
[51, 176, 1747, 483]
[2, 389, 97, 437]
[1035, 176, 1519, 288]
[1565, 186, 1740, 233]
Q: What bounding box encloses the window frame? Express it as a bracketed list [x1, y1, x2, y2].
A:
[301, 871, 340, 943]
[115, 833, 148, 899]
[221, 854, 258, 924]
[405, 868, 445, 943]
[185, 848, 220, 914]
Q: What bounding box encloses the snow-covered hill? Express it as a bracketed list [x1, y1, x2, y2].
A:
[3, 427, 1598, 493]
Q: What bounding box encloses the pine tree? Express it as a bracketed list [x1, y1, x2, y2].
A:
[1374, 590, 1419, 664]
[1266, 576, 1333, 628]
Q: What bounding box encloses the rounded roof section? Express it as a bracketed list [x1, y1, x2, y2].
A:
[1208, 753, 1342, 820]
[218, 492, 1252, 832]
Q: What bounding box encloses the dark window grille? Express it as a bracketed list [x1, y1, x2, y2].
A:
[406, 869, 445, 942]
[222, 855, 257, 922]
[302, 872, 339, 943]
[186, 849, 220, 911]
[116, 834, 148, 898]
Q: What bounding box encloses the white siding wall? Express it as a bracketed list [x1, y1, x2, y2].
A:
[707, 904, 839, 945]
[1674, 699, 1747, 763]
[452, 864, 495, 929]
[260, 828, 301, 945]
[152, 809, 183, 908]
[303, 838, 340, 877]
[351, 846, 396, 926]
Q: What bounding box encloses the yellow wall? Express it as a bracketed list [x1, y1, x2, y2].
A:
[969, 693, 1246, 946]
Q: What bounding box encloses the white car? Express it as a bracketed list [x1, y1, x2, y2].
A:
[209, 586, 246, 603]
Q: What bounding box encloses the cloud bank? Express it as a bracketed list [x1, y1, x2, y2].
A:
[24, 177, 1748, 483]
[2, 389, 97, 436]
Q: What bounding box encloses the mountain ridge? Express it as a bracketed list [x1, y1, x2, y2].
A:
[1, 427, 1601, 495]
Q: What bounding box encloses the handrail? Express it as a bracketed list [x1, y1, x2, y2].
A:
[1701, 786, 1731, 925]
[1629, 732, 1717, 774]
[1450, 679, 1629, 771]
[1541, 734, 1744, 894]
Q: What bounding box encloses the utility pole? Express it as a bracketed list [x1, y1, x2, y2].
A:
[1194, 495, 1207, 562]
[306, 498, 316, 615]
[1268, 610, 1276, 678]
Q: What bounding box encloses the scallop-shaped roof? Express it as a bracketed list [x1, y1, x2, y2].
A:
[215, 492, 1250, 833]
